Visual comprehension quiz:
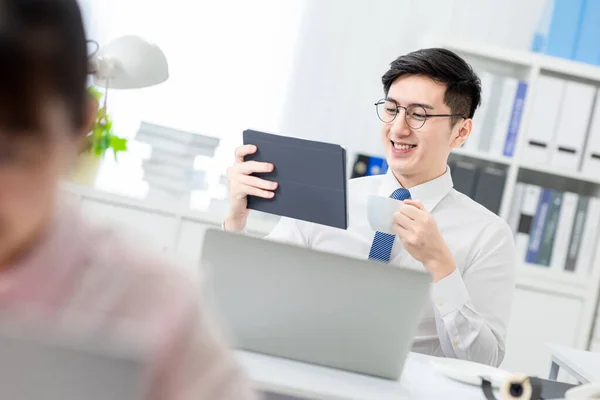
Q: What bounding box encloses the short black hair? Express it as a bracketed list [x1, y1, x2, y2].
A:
[0, 0, 89, 136]
[382, 48, 481, 122]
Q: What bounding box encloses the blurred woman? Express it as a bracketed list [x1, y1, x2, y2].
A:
[0, 0, 257, 398]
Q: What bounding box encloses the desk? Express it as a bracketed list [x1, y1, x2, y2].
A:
[236, 351, 488, 400]
[547, 343, 600, 384]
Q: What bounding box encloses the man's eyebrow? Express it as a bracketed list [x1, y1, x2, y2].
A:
[411, 102, 435, 110]
[384, 97, 435, 110]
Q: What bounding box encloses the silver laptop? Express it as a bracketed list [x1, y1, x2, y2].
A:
[0, 321, 147, 400]
[201, 228, 431, 380]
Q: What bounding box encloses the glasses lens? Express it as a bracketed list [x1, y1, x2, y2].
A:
[376, 100, 398, 123]
[406, 104, 427, 129]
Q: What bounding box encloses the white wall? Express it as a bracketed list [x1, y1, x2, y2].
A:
[279, 0, 547, 159]
[82, 0, 306, 138]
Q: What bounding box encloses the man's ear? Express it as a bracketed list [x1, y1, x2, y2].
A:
[450, 118, 472, 149]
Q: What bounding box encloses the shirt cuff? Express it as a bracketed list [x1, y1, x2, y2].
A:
[221, 221, 247, 234]
[431, 268, 470, 317]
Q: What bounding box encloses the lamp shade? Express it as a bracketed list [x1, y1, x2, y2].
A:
[92, 35, 169, 89]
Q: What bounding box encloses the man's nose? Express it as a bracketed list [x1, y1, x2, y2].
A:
[390, 109, 411, 137]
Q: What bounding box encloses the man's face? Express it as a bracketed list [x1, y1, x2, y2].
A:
[380, 75, 470, 187]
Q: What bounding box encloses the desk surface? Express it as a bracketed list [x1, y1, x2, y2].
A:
[547, 343, 600, 384]
[236, 351, 488, 400]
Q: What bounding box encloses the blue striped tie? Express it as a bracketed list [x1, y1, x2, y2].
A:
[368, 188, 411, 263]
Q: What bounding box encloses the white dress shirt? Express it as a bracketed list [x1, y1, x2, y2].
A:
[264, 166, 516, 367]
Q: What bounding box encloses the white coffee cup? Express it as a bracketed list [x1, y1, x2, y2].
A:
[367, 194, 405, 234]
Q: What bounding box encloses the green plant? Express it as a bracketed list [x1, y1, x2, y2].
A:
[87, 86, 128, 159]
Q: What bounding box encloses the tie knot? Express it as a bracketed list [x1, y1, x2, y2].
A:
[391, 188, 411, 201]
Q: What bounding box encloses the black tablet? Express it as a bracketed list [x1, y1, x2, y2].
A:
[243, 129, 348, 230]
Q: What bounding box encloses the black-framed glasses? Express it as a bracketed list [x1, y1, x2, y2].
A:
[374, 99, 466, 129]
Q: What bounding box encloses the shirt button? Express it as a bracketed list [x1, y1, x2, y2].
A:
[438, 301, 444, 307]
[452, 340, 459, 345]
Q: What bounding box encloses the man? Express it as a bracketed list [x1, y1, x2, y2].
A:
[224, 48, 516, 367]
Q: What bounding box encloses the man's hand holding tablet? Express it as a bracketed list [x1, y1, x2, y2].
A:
[224, 129, 348, 231]
[224, 144, 278, 232]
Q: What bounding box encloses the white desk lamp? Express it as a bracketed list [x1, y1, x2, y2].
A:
[88, 35, 169, 111]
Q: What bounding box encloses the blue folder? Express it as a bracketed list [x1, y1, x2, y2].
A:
[243, 129, 348, 230]
[574, 0, 600, 64]
[545, 0, 585, 59]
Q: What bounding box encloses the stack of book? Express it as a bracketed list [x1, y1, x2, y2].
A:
[135, 122, 220, 200]
[509, 183, 600, 275]
[522, 77, 599, 173]
[462, 71, 528, 158]
[448, 160, 507, 215]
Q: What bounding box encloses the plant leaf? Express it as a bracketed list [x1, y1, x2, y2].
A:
[109, 135, 128, 156]
[88, 86, 103, 102]
[85, 86, 128, 159]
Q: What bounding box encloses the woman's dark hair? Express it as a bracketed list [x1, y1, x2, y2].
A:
[382, 48, 482, 122]
[0, 0, 89, 136]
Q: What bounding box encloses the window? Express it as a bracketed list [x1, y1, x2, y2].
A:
[81, 0, 306, 209]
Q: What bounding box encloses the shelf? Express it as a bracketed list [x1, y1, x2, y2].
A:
[516, 264, 592, 299]
[451, 148, 513, 165]
[537, 53, 600, 82]
[61, 181, 183, 218]
[61, 181, 277, 237]
[518, 163, 600, 185]
[440, 39, 536, 68]
[436, 37, 600, 83]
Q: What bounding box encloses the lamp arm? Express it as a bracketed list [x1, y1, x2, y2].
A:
[102, 78, 110, 122]
[87, 40, 100, 74]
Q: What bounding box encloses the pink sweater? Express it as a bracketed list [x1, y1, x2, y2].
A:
[0, 207, 258, 399]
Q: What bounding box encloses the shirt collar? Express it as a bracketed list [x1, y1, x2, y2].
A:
[377, 166, 454, 212]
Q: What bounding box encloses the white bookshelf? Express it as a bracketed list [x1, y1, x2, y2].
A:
[427, 36, 600, 356]
[437, 38, 600, 82]
[452, 148, 512, 165]
[60, 181, 279, 238]
[518, 162, 600, 186]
